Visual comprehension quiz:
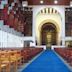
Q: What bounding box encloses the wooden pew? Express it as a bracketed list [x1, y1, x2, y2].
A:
[0, 51, 10, 72]
[21, 47, 43, 63]
[0, 48, 22, 72]
[0, 47, 43, 72]
[54, 48, 72, 66]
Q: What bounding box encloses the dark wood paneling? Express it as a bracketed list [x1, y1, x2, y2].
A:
[8, 0, 71, 5]
[7, 0, 72, 5]
[19, 0, 71, 5]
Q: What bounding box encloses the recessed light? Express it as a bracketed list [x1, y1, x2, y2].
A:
[40, 0, 44, 4]
[22, 1, 28, 7]
[70, 1, 72, 7]
[54, 0, 58, 4]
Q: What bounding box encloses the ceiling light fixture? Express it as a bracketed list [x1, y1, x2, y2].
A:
[70, 1, 72, 7]
[40, 0, 44, 4]
[54, 0, 58, 4]
[22, 1, 28, 7]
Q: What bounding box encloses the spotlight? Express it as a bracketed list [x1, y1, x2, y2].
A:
[40, 0, 44, 4]
[22, 1, 28, 7]
[70, 1, 72, 7]
[54, 0, 58, 4]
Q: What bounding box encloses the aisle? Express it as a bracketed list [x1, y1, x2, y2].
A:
[22, 50, 71, 72]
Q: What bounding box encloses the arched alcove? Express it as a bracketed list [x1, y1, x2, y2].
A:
[35, 7, 62, 46]
[41, 23, 57, 48]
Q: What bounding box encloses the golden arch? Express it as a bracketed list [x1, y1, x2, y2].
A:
[39, 19, 60, 33]
[38, 19, 60, 45]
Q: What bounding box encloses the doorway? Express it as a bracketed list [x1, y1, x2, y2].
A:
[41, 23, 57, 48]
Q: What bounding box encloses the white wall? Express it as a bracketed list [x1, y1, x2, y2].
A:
[0, 30, 24, 48]
[33, 6, 65, 46]
[0, 20, 24, 48]
[36, 14, 62, 45]
[0, 6, 66, 48]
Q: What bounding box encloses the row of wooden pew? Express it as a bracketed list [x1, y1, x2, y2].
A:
[0, 47, 43, 72]
[21, 47, 43, 63]
[54, 48, 72, 66]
